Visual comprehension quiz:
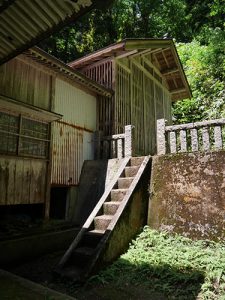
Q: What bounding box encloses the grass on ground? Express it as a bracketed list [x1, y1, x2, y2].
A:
[81, 227, 225, 300]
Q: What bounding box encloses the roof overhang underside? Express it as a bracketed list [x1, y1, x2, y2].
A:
[23, 47, 113, 97]
[0, 0, 113, 65]
[69, 39, 192, 101]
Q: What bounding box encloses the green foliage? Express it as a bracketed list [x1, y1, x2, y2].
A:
[39, 0, 225, 122]
[173, 29, 225, 124]
[89, 227, 225, 299]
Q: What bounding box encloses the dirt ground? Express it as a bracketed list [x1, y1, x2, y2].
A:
[6, 251, 167, 300]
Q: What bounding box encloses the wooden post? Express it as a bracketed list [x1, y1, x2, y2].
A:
[44, 121, 54, 220]
[124, 125, 133, 157]
[157, 119, 166, 155]
[94, 130, 103, 159]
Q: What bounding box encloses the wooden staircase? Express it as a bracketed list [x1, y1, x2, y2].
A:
[55, 156, 150, 281]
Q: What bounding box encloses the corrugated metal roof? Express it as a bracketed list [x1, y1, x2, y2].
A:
[69, 38, 192, 101]
[0, 0, 113, 65]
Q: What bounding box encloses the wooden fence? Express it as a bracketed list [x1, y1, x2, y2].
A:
[95, 125, 133, 159]
[157, 118, 225, 155]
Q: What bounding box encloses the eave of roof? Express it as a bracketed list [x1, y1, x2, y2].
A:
[0, 0, 113, 65]
[69, 38, 192, 101]
[23, 46, 113, 98]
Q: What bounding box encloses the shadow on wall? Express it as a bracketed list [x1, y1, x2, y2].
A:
[79, 258, 204, 300]
[71, 160, 110, 226]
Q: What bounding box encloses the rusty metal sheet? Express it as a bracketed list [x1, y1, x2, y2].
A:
[51, 79, 96, 186]
[51, 122, 95, 186]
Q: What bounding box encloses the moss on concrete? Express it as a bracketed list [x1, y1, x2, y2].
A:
[148, 151, 225, 240]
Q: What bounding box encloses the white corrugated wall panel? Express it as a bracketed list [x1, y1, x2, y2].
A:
[54, 79, 96, 130]
[51, 79, 96, 186]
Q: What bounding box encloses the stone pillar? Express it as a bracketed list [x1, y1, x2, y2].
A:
[124, 125, 133, 157]
[157, 119, 166, 155]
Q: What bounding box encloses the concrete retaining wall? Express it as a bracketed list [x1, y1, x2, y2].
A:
[148, 151, 225, 240]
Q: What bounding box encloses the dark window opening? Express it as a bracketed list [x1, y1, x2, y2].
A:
[50, 187, 68, 220]
[0, 204, 44, 240]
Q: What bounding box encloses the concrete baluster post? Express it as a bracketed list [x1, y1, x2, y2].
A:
[124, 125, 133, 157]
[157, 119, 166, 155]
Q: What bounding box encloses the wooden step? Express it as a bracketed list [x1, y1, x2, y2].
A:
[129, 156, 145, 166]
[88, 229, 105, 234]
[75, 246, 95, 256]
[56, 266, 84, 281]
[79, 230, 104, 248]
[94, 215, 113, 230]
[69, 246, 94, 267]
[118, 177, 134, 189]
[125, 166, 139, 177]
[110, 189, 127, 202]
[103, 201, 120, 215]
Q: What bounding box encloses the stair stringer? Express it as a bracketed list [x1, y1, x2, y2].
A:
[84, 156, 151, 278]
[55, 157, 130, 272]
[55, 156, 151, 281]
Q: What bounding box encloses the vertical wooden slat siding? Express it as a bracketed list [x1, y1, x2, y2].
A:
[78, 50, 172, 156]
[83, 59, 113, 89]
[0, 57, 51, 110]
[113, 54, 172, 155]
[0, 157, 47, 205]
[0, 57, 52, 206]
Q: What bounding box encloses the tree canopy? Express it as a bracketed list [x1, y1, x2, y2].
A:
[39, 0, 225, 123]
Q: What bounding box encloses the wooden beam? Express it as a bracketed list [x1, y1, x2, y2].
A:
[170, 87, 186, 94]
[69, 42, 125, 68]
[125, 39, 172, 50]
[161, 67, 179, 75]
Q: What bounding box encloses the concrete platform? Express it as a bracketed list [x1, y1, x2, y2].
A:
[0, 269, 76, 300]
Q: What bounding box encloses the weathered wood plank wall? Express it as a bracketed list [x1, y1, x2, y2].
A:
[0, 57, 51, 110]
[81, 51, 172, 155]
[0, 56, 52, 207]
[115, 54, 172, 155]
[82, 58, 115, 136]
[0, 157, 46, 205]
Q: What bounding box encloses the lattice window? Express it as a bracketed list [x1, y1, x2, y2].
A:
[0, 111, 49, 158]
[0, 112, 19, 154]
[20, 118, 49, 158]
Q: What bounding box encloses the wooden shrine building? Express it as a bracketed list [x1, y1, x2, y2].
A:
[70, 38, 191, 155]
